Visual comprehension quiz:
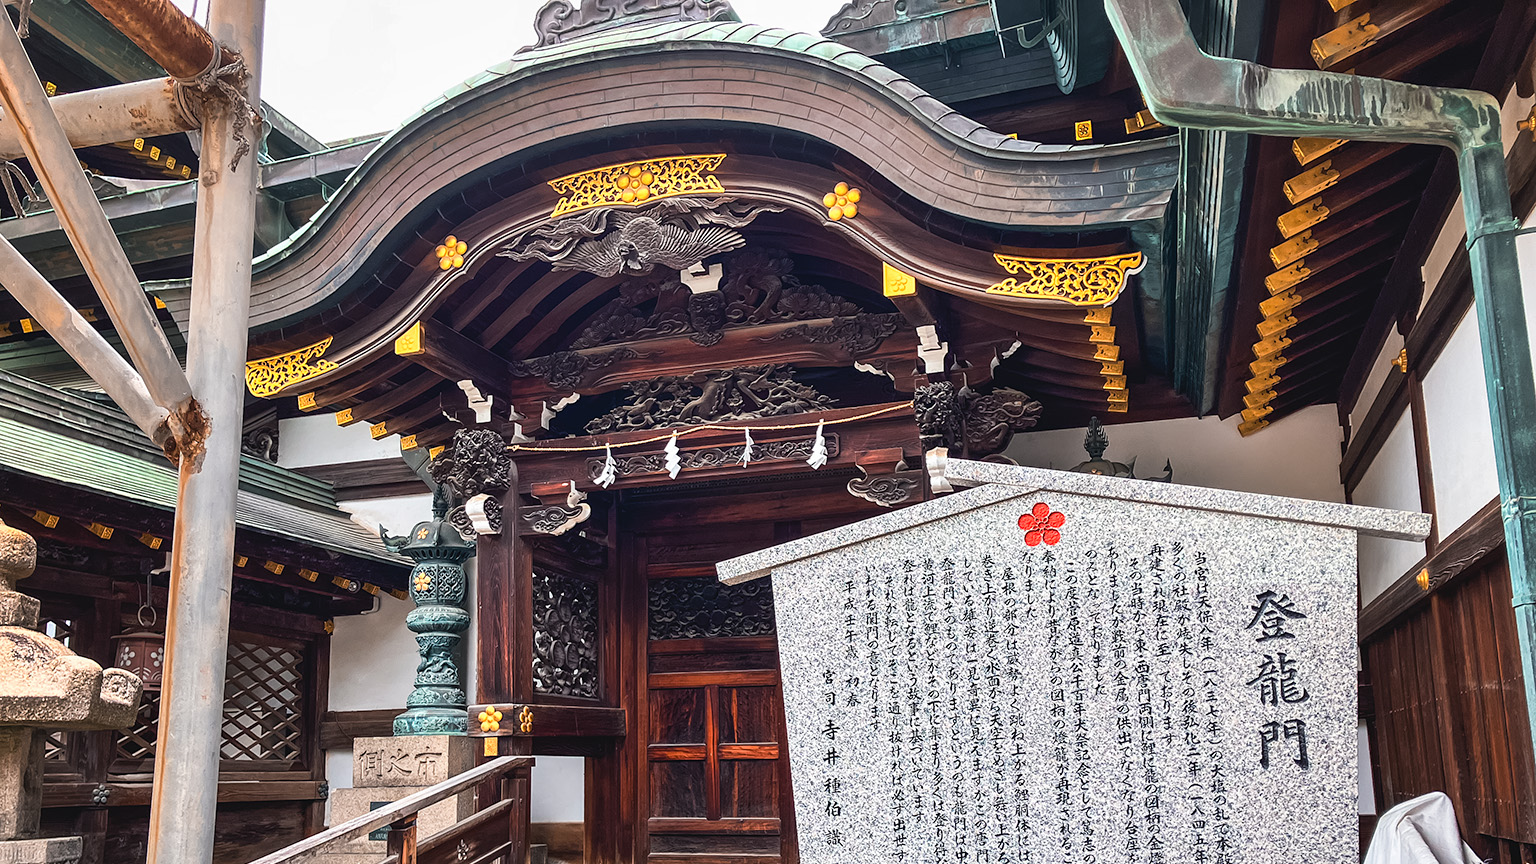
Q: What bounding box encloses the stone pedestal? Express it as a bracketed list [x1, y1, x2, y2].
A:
[321, 736, 475, 862]
[0, 836, 82, 863]
[0, 518, 142, 860]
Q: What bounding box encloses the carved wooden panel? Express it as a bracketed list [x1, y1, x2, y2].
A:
[532, 570, 600, 699]
[648, 576, 776, 641]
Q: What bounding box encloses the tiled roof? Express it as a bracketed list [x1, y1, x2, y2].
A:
[0, 373, 406, 567]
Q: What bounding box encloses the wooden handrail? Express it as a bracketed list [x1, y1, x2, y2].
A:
[244, 756, 533, 864]
[379, 798, 516, 864]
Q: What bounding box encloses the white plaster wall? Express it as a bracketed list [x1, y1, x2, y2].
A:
[1351, 414, 1422, 606]
[1350, 332, 1405, 436]
[531, 756, 587, 823]
[278, 413, 406, 468]
[1421, 307, 1500, 541]
[1005, 404, 1345, 503]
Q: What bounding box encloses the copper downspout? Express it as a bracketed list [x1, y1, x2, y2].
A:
[80, 0, 228, 80]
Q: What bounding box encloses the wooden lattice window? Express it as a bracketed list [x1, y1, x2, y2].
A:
[39, 616, 74, 764]
[113, 636, 309, 769]
[116, 689, 160, 762]
[221, 640, 305, 763]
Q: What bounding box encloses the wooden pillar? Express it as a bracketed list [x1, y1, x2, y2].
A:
[585, 501, 626, 864]
[472, 455, 532, 859]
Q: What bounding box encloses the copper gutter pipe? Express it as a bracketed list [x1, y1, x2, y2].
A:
[1103, 0, 1536, 764]
[80, 0, 228, 81]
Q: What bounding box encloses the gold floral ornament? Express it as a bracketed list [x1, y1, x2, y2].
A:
[548, 154, 726, 218]
[986, 252, 1145, 306]
[823, 182, 860, 221]
[478, 706, 503, 732]
[412, 572, 432, 592]
[245, 336, 338, 398]
[616, 166, 653, 203]
[436, 235, 467, 271]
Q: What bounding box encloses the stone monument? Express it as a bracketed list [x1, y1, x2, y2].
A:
[323, 735, 475, 862]
[0, 517, 141, 864]
[717, 458, 1430, 864]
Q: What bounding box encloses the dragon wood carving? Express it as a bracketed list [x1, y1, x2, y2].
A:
[585, 364, 832, 434]
[569, 248, 869, 349]
[428, 429, 511, 500]
[499, 198, 784, 278]
[914, 383, 1043, 458]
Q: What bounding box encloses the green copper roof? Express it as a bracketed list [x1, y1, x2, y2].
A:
[0, 414, 405, 567]
[0, 373, 406, 568]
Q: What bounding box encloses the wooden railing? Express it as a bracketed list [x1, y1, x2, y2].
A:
[245, 755, 532, 864]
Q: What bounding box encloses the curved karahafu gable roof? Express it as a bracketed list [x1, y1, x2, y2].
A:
[160, 17, 1177, 332]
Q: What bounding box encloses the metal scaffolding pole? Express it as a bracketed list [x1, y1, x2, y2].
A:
[0, 236, 172, 447]
[0, 15, 195, 424]
[0, 77, 198, 161]
[147, 0, 263, 860]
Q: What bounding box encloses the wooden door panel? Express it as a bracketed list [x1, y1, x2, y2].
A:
[650, 761, 708, 818]
[650, 688, 708, 745]
[639, 531, 793, 864]
[720, 760, 779, 818]
[718, 686, 779, 744]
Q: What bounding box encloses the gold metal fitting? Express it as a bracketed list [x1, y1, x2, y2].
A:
[1311, 13, 1379, 69]
[1292, 138, 1346, 165]
[1284, 161, 1341, 204]
[1277, 199, 1330, 239]
[435, 236, 467, 271]
[824, 183, 861, 221]
[1238, 418, 1270, 437]
[1270, 231, 1319, 269]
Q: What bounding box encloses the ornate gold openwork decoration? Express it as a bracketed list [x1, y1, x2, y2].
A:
[547, 154, 727, 218]
[986, 252, 1144, 306]
[245, 337, 338, 398]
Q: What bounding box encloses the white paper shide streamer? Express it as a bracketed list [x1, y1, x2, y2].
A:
[595, 442, 618, 488]
[806, 420, 828, 469]
[741, 428, 754, 467]
[664, 431, 682, 479]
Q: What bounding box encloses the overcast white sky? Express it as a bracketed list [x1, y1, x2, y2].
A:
[172, 0, 840, 143]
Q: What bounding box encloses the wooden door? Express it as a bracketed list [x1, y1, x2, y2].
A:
[637, 535, 797, 864]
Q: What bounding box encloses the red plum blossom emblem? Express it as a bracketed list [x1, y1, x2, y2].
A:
[1018, 502, 1065, 546]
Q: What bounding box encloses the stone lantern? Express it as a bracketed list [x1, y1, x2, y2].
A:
[0, 517, 141, 863]
[386, 487, 475, 736]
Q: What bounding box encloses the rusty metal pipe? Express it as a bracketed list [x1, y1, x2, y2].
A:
[147, 0, 264, 858]
[81, 0, 221, 81]
[0, 78, 196, 161]
[0, 235, 172, 449]
[0, 12, 196, 419]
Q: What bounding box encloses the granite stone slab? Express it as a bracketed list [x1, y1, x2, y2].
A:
[351, 735, 472, 788]
[718, 461, 1429, 586]
[717, 461, 1428, 864]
